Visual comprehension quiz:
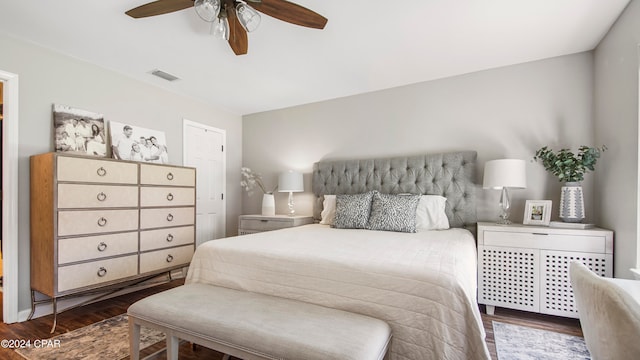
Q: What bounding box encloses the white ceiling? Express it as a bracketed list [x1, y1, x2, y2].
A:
[0, 0, 631, 115]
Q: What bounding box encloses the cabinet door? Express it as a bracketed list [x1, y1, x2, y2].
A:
[478, 245, 539, 313]
[539, 250, 613, 318]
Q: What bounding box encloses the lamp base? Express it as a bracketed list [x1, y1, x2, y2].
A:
[287, 192, 296, 217]
[496, 187, 512, 225]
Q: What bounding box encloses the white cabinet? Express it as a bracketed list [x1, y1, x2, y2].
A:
[477, 222, 613, 318]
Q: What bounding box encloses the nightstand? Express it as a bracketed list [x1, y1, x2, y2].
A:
[477, 221, 613, 318]
[238, 215, 314, 235]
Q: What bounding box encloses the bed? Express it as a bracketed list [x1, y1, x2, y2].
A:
[186, 151, 491, 360]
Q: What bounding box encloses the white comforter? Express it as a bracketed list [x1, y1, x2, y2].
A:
[186, 224, 490, 360]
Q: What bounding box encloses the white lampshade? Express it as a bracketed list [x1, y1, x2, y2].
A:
[278, 171, 303, 192]
[483, 159, 527, 189]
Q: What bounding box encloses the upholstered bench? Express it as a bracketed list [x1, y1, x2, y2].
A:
[128, 283, 392, 360]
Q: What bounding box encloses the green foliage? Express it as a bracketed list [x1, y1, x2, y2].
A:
[533, 145, 607, 182]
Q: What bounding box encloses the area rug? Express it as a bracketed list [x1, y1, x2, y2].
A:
[493, 321, 591, 360]
[15, 314, 165, 360]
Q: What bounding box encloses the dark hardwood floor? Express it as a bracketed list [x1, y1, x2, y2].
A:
[0, 280, 582, 360]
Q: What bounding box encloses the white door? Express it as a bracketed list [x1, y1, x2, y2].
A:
[183, 119, 226, 247]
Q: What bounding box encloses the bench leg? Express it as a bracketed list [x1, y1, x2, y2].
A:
[167, 334, 179, 360]
[129, 320, 141, 360]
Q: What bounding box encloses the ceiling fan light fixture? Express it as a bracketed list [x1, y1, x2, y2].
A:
[212, 11, 230, 41]
[194, 0, 221, 22]
[236, 2, 261, 32]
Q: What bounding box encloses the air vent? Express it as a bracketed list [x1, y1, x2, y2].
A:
[150, 69, 180, 82]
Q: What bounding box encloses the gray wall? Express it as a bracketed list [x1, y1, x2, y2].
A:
[594, 0, 640, 279]
[0, 33, 243, 314]
[243, 53, 598, 228]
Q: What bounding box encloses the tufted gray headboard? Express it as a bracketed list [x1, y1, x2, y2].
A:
[312, 151, 477, 230]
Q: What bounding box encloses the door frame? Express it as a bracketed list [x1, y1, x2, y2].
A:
[1, 70, 19, 323]
[182, 119, 227, 239]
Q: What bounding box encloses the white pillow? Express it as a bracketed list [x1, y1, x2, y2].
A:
[416, 195, 450, 230]
[320, 195, 336, 225]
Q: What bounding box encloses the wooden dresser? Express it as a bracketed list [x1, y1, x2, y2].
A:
[30, 152, 196, 329]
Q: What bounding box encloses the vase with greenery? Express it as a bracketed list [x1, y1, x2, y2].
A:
[533, 145, 606, 223]
[241, 167, 277, 215]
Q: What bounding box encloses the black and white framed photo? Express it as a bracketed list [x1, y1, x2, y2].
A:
[523, 200, 552, 226]
[109, 120, 169, 164]
[53, 104, 107, 157]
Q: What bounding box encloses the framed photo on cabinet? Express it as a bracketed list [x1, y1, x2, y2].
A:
[53, 104, 107, 157]
[523, 200, 552, 226]
[109, 121, 169, 164]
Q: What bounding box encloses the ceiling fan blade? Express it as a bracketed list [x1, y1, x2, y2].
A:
[250, 0, 327, 29]
[125, 0, 194, 19]
[227, 4, 248, 55]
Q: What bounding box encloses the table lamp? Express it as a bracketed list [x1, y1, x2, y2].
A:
[278, 170, 304, 216]
[483, 159, 527, 224]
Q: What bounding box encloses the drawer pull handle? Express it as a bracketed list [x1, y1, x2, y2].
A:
[166, 213, 174, 222]
[97, 167, 107, 177]
[97, 217, 108, 227]
[166, 254, 174, 263]
[167, 172, 174, 181]
[166, 234, 174, 242]
[97, 242, 108, 251]
[167, 193, 174, 201]
[260, 219, 268, 222]
[97, 267, 107, 277]
[97, 192, 107, 201]
[532, 233, 549, 236]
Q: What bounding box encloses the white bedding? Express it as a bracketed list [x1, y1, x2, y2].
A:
[186, 224, 490, 360]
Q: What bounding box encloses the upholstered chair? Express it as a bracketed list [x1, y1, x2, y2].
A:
[569, 261, 640, 360]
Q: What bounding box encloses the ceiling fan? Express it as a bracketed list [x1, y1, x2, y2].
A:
[125, 0, 328, 55]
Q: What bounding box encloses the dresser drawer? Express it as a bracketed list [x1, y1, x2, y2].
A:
[140, 244, 194, 274]
[58, 184, 139, 209]
[482, 230, 606, 253]
[57, 255, 138, 293]
[140, 207, 194, 229]
[140, 226, 194, 251]
[240, 218, 295, 231]
[58, 209, 139, 236]
[140, 164, 195, 187]
[57, 156, 138, 184]
[140, 187, 195, 207]
[58, 232, 138, 264]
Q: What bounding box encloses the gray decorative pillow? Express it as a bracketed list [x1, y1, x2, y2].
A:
[333, 192, 374, 229]
[367, 192, 421, 233]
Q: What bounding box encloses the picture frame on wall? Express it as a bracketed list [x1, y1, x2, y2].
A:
[53, 104, 107, 157]
[109, 120, 169, 164]
[523, 200, 552, 226]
